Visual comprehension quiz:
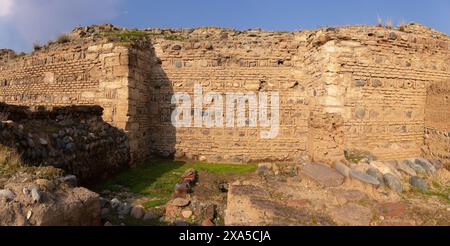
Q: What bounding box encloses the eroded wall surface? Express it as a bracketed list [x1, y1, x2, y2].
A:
[317, 25, 450, 160]
[146, 28, 313, 163]
[424, 82, 450, 165]
[0, 43, 136, 158]
[1, 24, 449, 164]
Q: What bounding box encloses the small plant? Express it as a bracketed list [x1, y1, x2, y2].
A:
[0, 145, 22, 176]
[16, 52, 26, 58]
[377, 16, 383, 27]
[105, 30, 148, 41]
[0, 110, 9, 121]
[56, 34, 71, 44]
[33, 43, 43, 51]
[398, 19, 407, 32]
[386, 18, 393, 29]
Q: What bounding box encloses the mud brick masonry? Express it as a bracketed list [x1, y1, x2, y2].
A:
[0, 23, 449, 165]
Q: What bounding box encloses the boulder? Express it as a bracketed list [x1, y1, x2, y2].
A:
[0, 182, 101, 226]
[410, 177, 428, 192]
[117, 203, 132, 216]
[172, 198, 190, 207]
[384, 174, 403, 193]
[370, 161, 401, 178]
[110, 198, 122, 210]
[101, 208, 110, 219]
[331, 203, 373, 226]
[300, 163, 344, 187]
[335, 161, 350, 178]
[60, 175, 78, 187]
[396, 160, 417, 177]
[143, 212, 158, 221]
[0, 189, 15, 202]
[350, 169, 380, 186]
[256, 165, 271, 176]
[429, 160, 443, 170]
[130, 205, 145, 219]
[366, 168, 384, 186]
[31, 188, 42, 203]
[182, 210, 193, 219]
[404, 160, 427, 176]
[413, 158, 436, 176]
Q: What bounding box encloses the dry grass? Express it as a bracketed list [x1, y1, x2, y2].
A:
[377, 16, 383, 27]
[0, 110, 9, 121]
[385, 18, 393, 29]
[0, 145, 22, 177]
[56, 34, 71, 44]
[33, 43, 43, 51]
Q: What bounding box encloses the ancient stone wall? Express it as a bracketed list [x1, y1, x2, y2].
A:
[146, 28, 313, 163]
[319, 25, 450, 161]
[0, 42, 135, 158]
[0, 24, 449, 165]
[0, 103, 130, 184]
[424, 81, 450, 165]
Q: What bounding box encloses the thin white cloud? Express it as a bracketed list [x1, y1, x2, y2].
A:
[0, 0, 123, 51]
[0, 0, 13, 17]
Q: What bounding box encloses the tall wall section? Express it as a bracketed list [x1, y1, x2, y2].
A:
[1, 24, 449, 165]
[145, 28, 314, 163]
[0, 42, 139, 159]
[424, 81, 450, 165]
[315, 24, 450, 161]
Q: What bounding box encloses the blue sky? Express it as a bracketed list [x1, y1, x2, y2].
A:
[1, 0, 449, 51]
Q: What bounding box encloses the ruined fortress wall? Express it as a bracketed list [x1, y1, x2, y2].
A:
[322, 26, 450, 160]
[146, 29, 313, 162]
[126, 47, 154, 162]
[0, 43, 135, 158]
[424, 81, 450, 164]
[1, 24, 449, 165]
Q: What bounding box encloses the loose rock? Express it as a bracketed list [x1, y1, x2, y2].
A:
[143, 212, 158, 221]
[410, 176, 428, 192]
[101, 208, 110, 219]
[350, 169, 380, 186]
[256, 165, 271, 176]
[366, 168, 384, 185]
[300, 163, 344, 187]
[172, 198, 190, 207]
[118, 203, 132, 216]
[0, 189, 15, 202]
[130, 206, 145, 219]
[110, 198, 121, 210]
[370, 161, 401, 178]
[31, 188, 42, 203]
[413, 158, 436, 176]
[396, 160, 417, 177]
[182, 210, 193, 219]
[60, 175, 78, 187]
[335, 161, 350, 178]
[384, 174, 403, 193]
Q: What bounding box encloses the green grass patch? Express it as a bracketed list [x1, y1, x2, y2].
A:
[95, 159, 257, 207]
[344, 149, 376, 164]
[102, 29, 188, 43]
[414, 183, 450, 203]
[144, 199, 168, 209]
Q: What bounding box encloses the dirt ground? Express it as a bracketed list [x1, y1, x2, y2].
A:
[225, 164, 450, 226]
